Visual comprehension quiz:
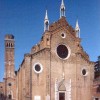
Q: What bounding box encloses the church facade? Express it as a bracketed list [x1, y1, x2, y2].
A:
[0, 0, 99, 100]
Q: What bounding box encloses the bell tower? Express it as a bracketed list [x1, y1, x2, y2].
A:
[5, 34, 15, 78]
[4, 34, 16, 100]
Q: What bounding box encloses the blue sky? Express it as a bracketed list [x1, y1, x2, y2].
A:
[0, 0, 100, 81]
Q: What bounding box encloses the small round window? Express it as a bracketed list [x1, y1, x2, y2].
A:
[57, 44, 70, 59]
[61, 33, 66, 38]
[81, 68, 88, 76]
[8, 83, 12, 86]
[33, 63, 43, 74]
[0, 86, 2, 88]
[35, 64, 41, 72]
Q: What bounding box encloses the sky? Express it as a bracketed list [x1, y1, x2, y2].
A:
[0, 0, 100, 81]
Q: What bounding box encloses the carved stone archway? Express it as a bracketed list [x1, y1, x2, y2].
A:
[55, 79, 71, 100]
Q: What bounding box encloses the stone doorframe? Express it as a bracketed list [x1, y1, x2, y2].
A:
[55, 78, 71, 100]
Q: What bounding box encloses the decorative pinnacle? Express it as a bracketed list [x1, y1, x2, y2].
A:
[60, 0, 65, 18]
[61, 0, 65, 9]
[45, 10, 48, 21]
[61, 0, 64, 6]
[75, 20, 80, 31]
[44, 10, 49, 32]
[75, 20, 80, 38]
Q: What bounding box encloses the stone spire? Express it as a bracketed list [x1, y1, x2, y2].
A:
[75, 20, 80, 38]
[60, 0, 66, 18]
[44, 10, 49, 32]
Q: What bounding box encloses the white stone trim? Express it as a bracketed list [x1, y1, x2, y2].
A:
[66, 79, 71, 100]
[55, 79, 58, 100]
[81, 67, 88, 76]
[33, 62, 43, 74]
[34, 96, 41, 100]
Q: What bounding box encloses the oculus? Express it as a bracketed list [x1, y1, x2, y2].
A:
[35, 64, 41, 72]
[57, 44, 70, 59]
[0, 86, 2, 88]
[8, 83, 12, 86]
[33, 63, 43, 74]
[61, 33, 66, 38]
[81, 68, 88, 76]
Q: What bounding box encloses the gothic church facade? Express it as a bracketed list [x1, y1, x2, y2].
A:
[0, 0, 98, 100]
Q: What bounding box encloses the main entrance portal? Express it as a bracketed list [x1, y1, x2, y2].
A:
[55, 79, 71, 100]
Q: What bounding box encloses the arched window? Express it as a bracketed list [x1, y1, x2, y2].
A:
[11, 43, 13, 47]
[9, 43, 10, 47]
[6, 43, 9, 47]
[61, 8, 64, 16]
[45, 21, 49, 31]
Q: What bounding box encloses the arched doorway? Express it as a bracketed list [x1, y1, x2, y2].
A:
[55, 79, 71, 100]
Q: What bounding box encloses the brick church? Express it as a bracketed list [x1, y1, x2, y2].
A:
[0, 0, 100, 100]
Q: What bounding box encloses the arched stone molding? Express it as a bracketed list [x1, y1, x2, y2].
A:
[55, 78, 71, 100]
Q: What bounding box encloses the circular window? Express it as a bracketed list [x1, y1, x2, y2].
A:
[57, 44, 70, 59]
[81, 68, 88, 76]
[0, 86, 2, 88]
[61, 33, 66, 38]
[33, 63, 43, 74]
[8, 83, 12, 86]
[35, 64, 41, 72]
